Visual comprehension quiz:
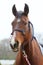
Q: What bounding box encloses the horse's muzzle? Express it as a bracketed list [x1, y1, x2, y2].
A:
[10, 41, 19, 52]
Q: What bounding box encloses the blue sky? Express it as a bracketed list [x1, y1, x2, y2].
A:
[0, 0, 43, 40]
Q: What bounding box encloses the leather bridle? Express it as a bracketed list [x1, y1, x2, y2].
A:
[13, 21, 34, 50]
[11, 21, 34, 65]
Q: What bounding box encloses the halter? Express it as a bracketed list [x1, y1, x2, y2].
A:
[13, 20, 34, 51]
[13, 21, 34, 65]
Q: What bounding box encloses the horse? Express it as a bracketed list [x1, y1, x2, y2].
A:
[10, 4, 43, 65]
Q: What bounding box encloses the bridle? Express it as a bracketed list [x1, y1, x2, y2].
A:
[12, 21, 34, 65]
[13, 20, 34, 49]
[11, 20, 34, 51]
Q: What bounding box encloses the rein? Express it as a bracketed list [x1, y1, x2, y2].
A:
[22, 50, 31, 65]
[21, 36, 35, 65]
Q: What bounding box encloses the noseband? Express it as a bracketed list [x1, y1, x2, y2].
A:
[14, 29, 25, 36]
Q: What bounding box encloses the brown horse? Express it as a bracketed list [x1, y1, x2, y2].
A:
[10, 4, 43, 65]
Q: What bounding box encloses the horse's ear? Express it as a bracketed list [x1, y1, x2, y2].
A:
[12, 4, 17, 16]
[24, 4, 29, 16]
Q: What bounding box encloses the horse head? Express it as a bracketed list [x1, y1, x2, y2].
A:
[10, 4, 33, 52]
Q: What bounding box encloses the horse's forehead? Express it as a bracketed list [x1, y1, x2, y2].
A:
[16, 11, 23, 18]
[11, 19, 20, 27]
[12, 12, 28, 26]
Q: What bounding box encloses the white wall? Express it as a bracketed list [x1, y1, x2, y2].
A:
[0, 0, 43, 40]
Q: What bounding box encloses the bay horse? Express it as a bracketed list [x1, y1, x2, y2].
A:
[10, 4, 43, 65]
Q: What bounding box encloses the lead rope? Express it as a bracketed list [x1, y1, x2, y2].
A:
[23, 51, 31, 65]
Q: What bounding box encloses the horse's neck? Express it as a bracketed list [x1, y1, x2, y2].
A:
[24, 38, 42, 65]
[15, 50, 29, 65]
[32, 38, 42, 56]
[29, 38, 43, 65]
[15, 39, 42, 65]
[15, 42, 31, 65]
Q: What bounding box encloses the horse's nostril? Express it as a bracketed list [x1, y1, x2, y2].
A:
[14, 41, 19, 48]
[14, 43, 17, 48]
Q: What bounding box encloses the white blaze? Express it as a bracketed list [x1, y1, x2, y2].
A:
[17, 18, 20, 22]
[10, 32, 16, 45]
